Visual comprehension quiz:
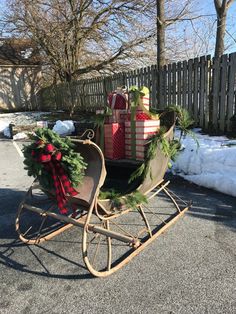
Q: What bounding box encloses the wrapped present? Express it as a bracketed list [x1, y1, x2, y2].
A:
[104, 123, 125, 160]
[96, 109, 127, 124]
[139, 95, 150, 111]
[138, 86, 150, 111]
[107, 109, 127, 123]
[129, 86, 159, 120]
[126, 110, 151, 121]
[125, 119, 160, 160]
[108, 87, 129, 110]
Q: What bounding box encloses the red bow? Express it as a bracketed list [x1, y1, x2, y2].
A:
[34, 143, 78, 214]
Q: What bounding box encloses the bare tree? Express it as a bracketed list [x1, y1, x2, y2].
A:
[214, 0, 234, 58]
[6, 0, 156, 83]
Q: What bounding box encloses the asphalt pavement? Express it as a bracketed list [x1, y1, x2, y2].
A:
[0, 139, 235, 314]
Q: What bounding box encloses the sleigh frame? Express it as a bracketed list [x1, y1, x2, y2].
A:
[16, 113, 191, 277]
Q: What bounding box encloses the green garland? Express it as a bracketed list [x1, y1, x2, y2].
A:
[23, 128, 87, 191]
[99, 189, 148, 210]
[129, 127, 181, 183]
[129, 106, 199, 183]
[167, 105, 199, 146]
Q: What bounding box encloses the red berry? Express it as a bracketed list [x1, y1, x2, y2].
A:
[45, 143, 54, 153]
[54, 151, 62, 161]
[39, 154, 51, 163]
[31, 150, 36, 157]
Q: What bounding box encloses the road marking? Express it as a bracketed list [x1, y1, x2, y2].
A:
[13, 141, 24, 157]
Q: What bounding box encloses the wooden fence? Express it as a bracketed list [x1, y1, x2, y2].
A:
[40, 52, 236, 133]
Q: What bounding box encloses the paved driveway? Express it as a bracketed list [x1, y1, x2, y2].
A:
[0, 139, 236, 314]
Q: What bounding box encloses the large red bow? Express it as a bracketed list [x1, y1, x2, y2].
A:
[34, 143, 78, 214]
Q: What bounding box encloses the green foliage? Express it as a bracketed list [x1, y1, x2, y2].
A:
[167, 105, 199, 147]
[160, 138, 181, 162]
[23, 128, 87, 190]
[99, 189, 147, 210]
[93, 114, 105, 128]
[128, 163, 146, 184]
[169, 104, 193, 124]
[92, 107, 112, 131]
[125, 190, 148, 209]
[129, 127, 180, 183]
[99, 189, 122, 208]
[129, 106, 200, 184]
[129, 85, 141, 108]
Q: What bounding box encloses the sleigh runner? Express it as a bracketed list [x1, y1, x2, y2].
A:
[16, 111, 191, 277]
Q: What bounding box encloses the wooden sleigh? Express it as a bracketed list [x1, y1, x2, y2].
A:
[16, 112, 191, 277]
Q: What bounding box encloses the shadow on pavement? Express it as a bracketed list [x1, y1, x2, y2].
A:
[0, 188, 92, 279]
[165, 174, 236, 232]
[0, 177, 235, 281]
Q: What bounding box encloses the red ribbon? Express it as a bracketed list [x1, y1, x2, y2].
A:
[35, 144, 78, 214]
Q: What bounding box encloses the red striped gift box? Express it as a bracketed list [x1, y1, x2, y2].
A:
[125, 120, 160, 160]
[137, 94, 150, 111]
[104, 123, 125, 160]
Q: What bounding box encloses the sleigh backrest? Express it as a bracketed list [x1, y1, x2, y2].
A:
[71, 139, 106, 206]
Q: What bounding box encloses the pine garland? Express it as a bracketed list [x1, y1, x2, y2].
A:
[23, 128, 87, 191]
[167, 105, 199, 147]
[129, 106, 200, 183]
[99, 189, 148, 210]
[129, 126, 182, 183]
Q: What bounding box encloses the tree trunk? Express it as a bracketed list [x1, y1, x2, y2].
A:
[209, 1, 229, 133]
[214, 13, 227, 58]
[156, 0, 165, 69]
[156, 0, 165, 109]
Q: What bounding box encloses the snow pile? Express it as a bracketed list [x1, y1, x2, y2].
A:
[13, 132, 28, 140]
[0, 120, 12, 138]
[52, 120, 75, 136]
[172, 129, 236, 197]
[0, 111, 49, 125]
[0, 120, 10, 132]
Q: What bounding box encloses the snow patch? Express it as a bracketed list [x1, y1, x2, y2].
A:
[0, 120, 10, 133]
[172, 130, 236, 198]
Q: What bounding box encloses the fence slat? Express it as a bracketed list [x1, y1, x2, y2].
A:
[219, 54, 228, 132]
[227, 52, 236, 131]
[151, 65, 157, 108]
[199, 56, 205, 128]
[163, 65, 167, 107]
[172, 63, 177, 105]
[187, 59, 193, 113]
[177, 61, 182, 107]
[167, 63, 172, 106]
[182, 60, 187, 109]
[193, 57, 199, 124]
[212, 57, 221, 130]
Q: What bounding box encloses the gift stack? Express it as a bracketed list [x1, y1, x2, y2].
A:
[125, 86, 160, 160]
[96, 86, 160, 161]
[103, 87, 128, 160]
